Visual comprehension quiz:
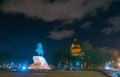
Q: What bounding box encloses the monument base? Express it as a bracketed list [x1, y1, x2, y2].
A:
[28, 56, 51, 70]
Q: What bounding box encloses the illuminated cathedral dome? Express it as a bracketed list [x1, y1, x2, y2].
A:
[70, 38, 82, 56]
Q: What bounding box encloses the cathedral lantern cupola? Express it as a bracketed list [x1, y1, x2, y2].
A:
[70, 38, 82, 56]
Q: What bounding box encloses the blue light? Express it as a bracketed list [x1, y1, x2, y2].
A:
[22, 66, 26, 70]
[105, 66, 111, 70]
[8, 67, 11, 69]
[70, 68, 73, 70]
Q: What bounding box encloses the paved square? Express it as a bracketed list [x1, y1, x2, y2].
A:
[0, 71, 108, 77]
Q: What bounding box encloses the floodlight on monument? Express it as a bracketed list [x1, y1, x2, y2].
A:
[22, 66, 26, 70]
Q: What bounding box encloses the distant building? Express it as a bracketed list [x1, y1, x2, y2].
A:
[70, 38, 84, 68]
[70, 38, 82, 56]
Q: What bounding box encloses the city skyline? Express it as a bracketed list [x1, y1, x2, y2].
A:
[0, 0, 120, 59]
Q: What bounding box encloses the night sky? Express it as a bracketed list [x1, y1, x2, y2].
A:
[0, 0, 120, 61]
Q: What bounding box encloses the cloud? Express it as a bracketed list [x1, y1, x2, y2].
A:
[98, 47, 119, 56]
[81, 22, 92, 29]
[0, 0, 115, 21]
[102, 16, 120, 34]
[47, 29, 74, 40]
[54, 20, 74, 29]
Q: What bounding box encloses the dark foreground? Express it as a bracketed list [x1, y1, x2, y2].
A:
[0, 70, 109, 77]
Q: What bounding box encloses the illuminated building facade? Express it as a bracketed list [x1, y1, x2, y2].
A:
[70, 38, 82, 56]
[69, 38, 84, 68]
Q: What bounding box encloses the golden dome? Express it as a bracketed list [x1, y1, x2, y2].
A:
[70, 38, 82, 56]
[71, 38, 80, 48]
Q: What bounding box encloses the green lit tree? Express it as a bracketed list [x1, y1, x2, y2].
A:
[81, 41, 94, 68]
[49, 50, 69, 67]
[0, 51, 11, 65]
[81, 41, 113, 68]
